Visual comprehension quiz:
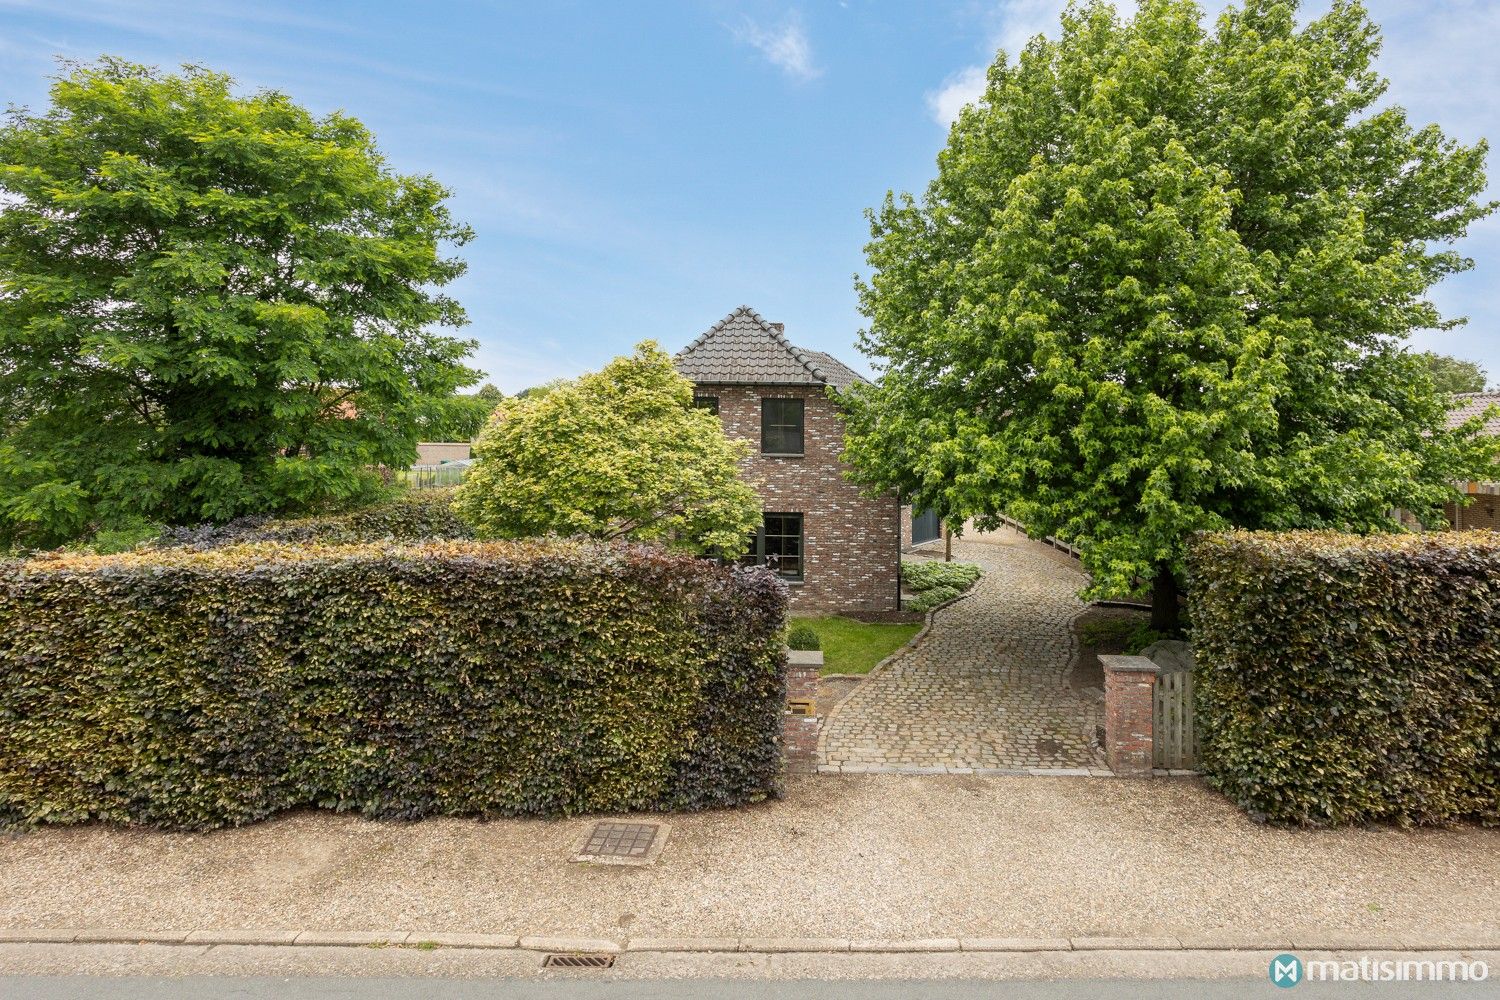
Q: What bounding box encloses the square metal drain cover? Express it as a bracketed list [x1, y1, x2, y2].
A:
[571, 820, 670, 866]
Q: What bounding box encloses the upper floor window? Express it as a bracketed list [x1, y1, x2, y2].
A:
[761, 397, 804, 455]
[693, 395, 719, 415]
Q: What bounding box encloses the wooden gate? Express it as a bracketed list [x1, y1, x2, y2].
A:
[1153, 668, 1198, 770]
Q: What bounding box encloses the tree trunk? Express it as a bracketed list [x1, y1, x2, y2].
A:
[945, 526, 952, 563]
[1150, 563, 1182, 634]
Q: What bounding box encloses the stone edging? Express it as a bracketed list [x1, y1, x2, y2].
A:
[1, 928, 1490, 954]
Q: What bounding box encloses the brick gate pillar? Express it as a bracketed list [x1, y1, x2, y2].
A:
[1099, 654, 1161, 777]
[783, 650, 822, 773]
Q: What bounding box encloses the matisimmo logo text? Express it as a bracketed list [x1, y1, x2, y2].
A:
[1270, 953, 1489, 987]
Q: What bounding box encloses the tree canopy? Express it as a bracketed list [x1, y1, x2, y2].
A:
[418, 384, 505, 442]
[1418, 352, 1490, 396]
[842, 0, 1498, 625]
[454, 342, 761, 554]
[0, 59, 478, 548]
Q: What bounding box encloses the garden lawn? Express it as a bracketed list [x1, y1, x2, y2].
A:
[794, 616, 921, 676]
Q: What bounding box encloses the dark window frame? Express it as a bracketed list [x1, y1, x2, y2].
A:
[692, 394, 719, 415]
[740, 512, 804, 581]
[760, 397, 804, 456]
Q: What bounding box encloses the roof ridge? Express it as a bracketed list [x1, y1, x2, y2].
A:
[677, 305, 834, 385]
[676, 304, 760, 356]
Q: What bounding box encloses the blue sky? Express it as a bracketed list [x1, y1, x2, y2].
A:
[2, 0, 1496, 392]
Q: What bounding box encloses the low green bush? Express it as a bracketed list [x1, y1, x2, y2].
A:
[1190, 530, 1500, 827]
[74, 518, 164, 555]
[901, 560, 982, 594]
[905, 583, 963, 613]
[1079, 616, 1164, 655]
[786, 622, 821, 651]
[156, 488, 472, 548]
[0, 539, 788, 830]
[901, 560, 981, 612]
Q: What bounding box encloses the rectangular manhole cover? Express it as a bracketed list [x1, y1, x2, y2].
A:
[572, 820, 669, 866]
[543, 953, 616, 969]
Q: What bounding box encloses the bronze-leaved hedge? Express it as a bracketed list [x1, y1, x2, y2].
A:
[0, 539, 788, 830]
[1190, 530, 1500, 827]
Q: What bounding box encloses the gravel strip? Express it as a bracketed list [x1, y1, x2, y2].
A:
[0, 775, 1495, 943]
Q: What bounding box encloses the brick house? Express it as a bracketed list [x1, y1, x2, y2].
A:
[674, 306, 902, 612]
[1444, 392, 1500, 530]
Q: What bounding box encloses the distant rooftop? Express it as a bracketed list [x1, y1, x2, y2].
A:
[674, 305, 865, 393]
[1446, 392, 1500, 436]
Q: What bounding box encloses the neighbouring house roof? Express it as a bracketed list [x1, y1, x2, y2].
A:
[674, 305, 866, 393]
[1446, 392, 1500, 436]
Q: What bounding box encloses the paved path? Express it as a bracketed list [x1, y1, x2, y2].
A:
[820, 529, 1104, 772]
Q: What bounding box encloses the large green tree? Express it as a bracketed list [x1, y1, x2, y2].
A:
[1418, 352, 1490, 395]
[454, 342, 761, 554]
[418, 384, 505, 442]
[0, 59, 478, 548]
[844, 0, 1498, 627]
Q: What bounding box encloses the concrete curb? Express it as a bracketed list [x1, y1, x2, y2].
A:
[1, 929, 1494, 955]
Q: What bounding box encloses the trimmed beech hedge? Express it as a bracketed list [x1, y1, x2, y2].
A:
[156, 488, 471, 549]
[1190, 530, 1500, 827]
[0, 540, 787, 830]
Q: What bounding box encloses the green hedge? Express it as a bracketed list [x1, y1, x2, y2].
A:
[0, 540, 787, 830]
[156, 488, 472, 548]
[1190, 530, 1500, 827]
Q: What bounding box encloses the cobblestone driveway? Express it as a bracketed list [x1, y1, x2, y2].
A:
[819, 529, 1105, 773]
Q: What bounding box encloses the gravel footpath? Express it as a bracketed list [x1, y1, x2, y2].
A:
[1, 776, 1496, 943]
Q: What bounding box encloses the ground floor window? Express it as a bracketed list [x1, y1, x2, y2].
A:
[741, 512, 803, 580]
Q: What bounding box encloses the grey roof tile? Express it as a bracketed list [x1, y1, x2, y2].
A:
[801, 350, 864, 393]
[674, 306, 867, 392]
[1446, 392, 1500, 435]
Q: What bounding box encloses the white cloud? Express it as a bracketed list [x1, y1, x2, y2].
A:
[927, 65, 989, 128]
[990, 0, 1075, 63]
[733, 11, 821, 82]
[927, 0, 1138, 125]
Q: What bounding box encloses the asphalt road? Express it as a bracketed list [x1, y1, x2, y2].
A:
[3, 943, 1500, 1000]
[4, 976, 1500, 999]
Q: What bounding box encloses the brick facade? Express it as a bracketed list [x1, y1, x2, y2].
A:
[698, 383, 901, 612]
[1446, 495, 1500, 530]
[414, 442, 471, 465]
